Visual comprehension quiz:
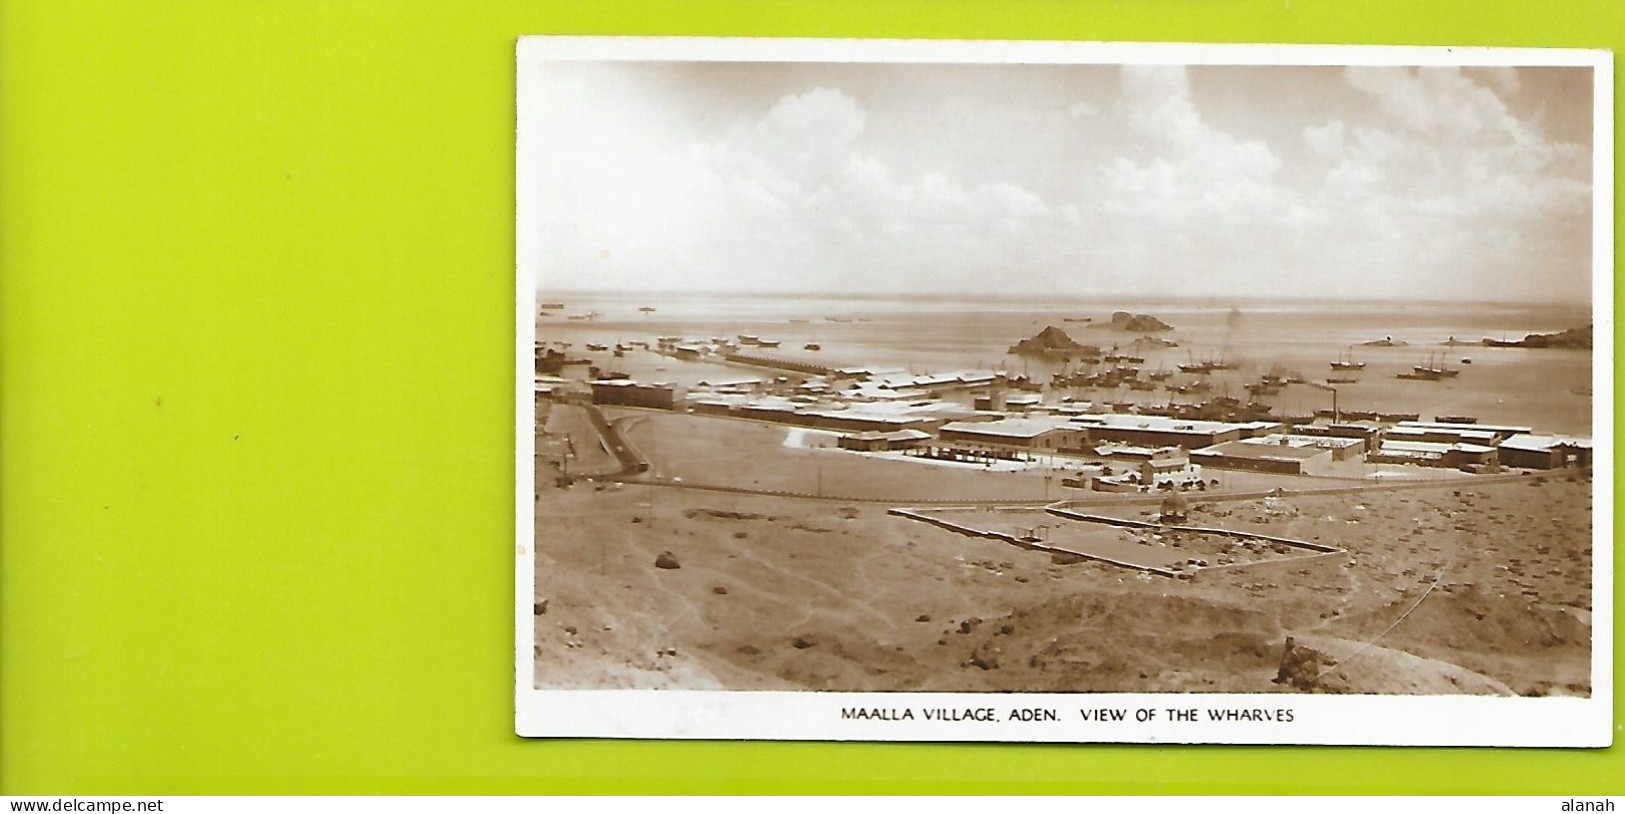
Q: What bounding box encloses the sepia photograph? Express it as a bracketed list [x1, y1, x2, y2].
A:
[515, 38, 1611, 744]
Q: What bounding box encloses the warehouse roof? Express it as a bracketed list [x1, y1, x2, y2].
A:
[845, 429, 933, 442]
[1498, 433, 1593, 452]
[1192, 440, 1330, 462]
[1385, 425, 1500, 444]
[941, 417, 1072, 439]
[1070, 413, 1252, 436]
[1397, 420, 1532, 435]
[1380, 440, 1497, 455]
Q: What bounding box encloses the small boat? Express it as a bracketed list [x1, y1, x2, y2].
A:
[804, 343, 821, 351]
[1411, 364, 1458, 378]
[1178, 355, 1233, 374]
[1330, 346, 1366, 371]
[539, 302, 565, 310]
[1326, 377, 1359, 385]
[638, 306, 656, 313]
[757, 339, 781, 348]
[585, 343, 608, 352]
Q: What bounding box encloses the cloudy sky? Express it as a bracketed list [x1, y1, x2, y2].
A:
[519, 58, 1594, 303]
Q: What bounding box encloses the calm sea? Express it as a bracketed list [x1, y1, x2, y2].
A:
[537, 293, 1596, 436]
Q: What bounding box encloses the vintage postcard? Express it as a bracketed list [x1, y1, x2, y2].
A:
[516, 37, 1612, 745]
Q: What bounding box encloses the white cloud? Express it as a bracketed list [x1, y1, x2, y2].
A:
[1333, 66, 1590, 222]
[1100, 66, 1292, 221]
[1303, 120, 1346, 158]
[547, 87, 1076, 291]
[526, 62, 1592, 302]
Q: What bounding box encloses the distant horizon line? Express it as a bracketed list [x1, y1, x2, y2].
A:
[532, 288, 1595, 310]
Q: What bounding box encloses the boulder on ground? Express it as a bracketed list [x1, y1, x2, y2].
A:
[1275, 634, 1516, 695]
[654, 551, 681, 569]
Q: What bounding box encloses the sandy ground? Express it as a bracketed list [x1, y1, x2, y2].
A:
[534, 465, 1592, 696]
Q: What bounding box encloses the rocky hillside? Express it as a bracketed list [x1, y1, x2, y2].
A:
[1009, 325, 1090, 354]
[1092, 310, 1174, 332]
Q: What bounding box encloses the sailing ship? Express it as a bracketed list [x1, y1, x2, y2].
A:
[1329, 346, 1366, 371]
[1409, 352, 1459, 378]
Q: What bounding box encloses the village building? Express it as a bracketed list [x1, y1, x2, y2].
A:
[692, 376, 762, 395]
[1090, 452, 1205, 492]
[589, 379, 681, 410]
[836, 429, 933, 452]
[798, 408, 942, 433]
[1291, 422, 1384, 452]
[1369, 439, 1499, 469]
[1190, 435, 1350, 476]
[1496, 434, 1593, 470]
[974, 392, 1042, 412]
[1386, 421, 1531, 451]
[1067, 414, 1266, 449]
[1383, 423, 1502, 447]
[937, 417, 1086, 456]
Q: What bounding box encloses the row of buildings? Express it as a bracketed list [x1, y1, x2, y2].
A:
[571, 374, 1591, 474]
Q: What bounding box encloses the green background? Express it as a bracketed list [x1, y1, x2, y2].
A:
[1, 0, 1620, 794]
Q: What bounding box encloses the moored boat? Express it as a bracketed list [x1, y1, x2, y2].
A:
[1330, 346, 1366, 371]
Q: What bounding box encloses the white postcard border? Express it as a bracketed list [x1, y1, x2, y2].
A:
[514, 36, 1614, 746]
